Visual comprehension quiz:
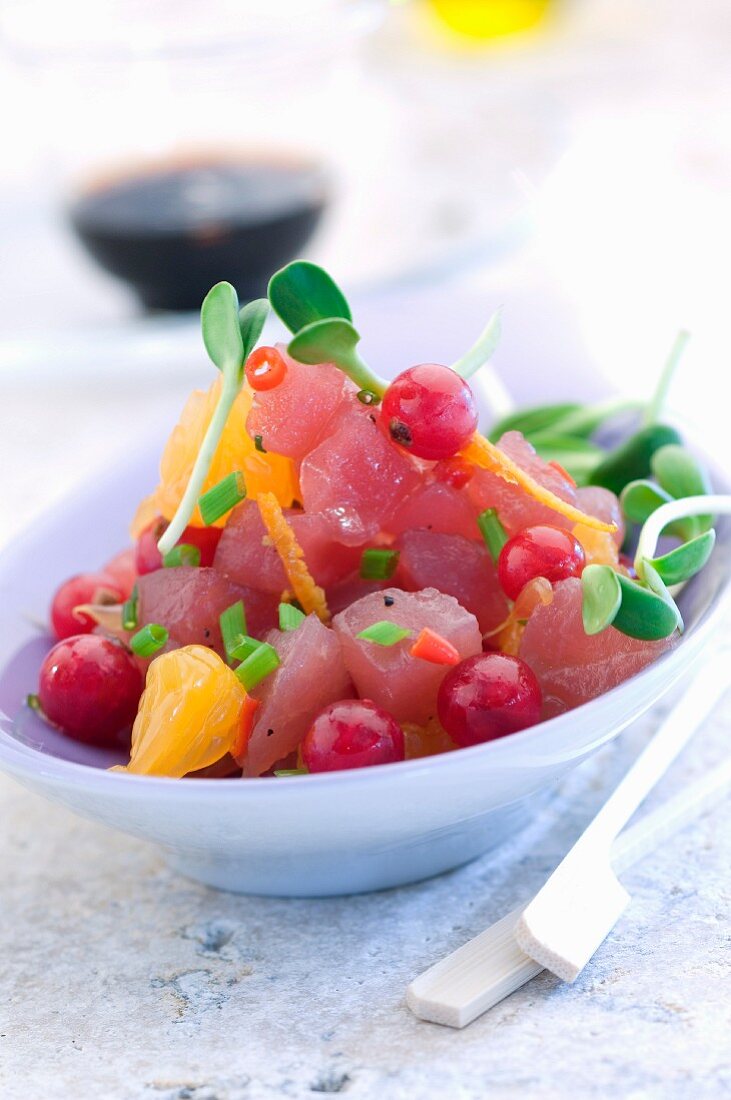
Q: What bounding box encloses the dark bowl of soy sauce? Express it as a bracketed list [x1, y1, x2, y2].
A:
[69, 155, 330, 311]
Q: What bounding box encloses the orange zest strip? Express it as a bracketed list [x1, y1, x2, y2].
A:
[257, 492, 331, 623]
[231, 694, 260, 759]
[409, 627, 461, 666]
[460, 434, 616, 533]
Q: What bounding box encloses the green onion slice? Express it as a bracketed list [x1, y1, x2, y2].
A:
[234, 641, 281, 691]
[228, 635, 261, 662]
[129, 623, 169, 658]
[254, 434, 267, 453]
[356, 389, 381, 406]
[26, 693, 42, 714]
[122, 585, 139, 631]
[279, 603, 306, 631]
[356, 621, 411, 646]
[273, 768, 308, 777]
[220, 600, 248, 660]
[163, 544, 201, 568]
[199, 471, 246, 526]
[477, 508, 508, 563]
[360, 548, 400, 581]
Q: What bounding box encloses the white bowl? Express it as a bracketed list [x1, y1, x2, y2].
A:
[1, 440, 729, 896]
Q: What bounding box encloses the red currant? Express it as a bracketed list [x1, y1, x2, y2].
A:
[50, 572, 125, 640]
[135, 519, 222, 574]
[302, 699, 405, 773]
[437, 652, 542, 747]
[434, 455, 475, 489]
[38, 634, 143, 747]
[102, 548, 137, 598]
[380, 364, 478, 460]
[497, 525, 585, 601]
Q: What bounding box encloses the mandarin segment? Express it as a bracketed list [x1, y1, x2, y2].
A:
[131, 379, 298, 537]
[125, 645, 253, 777]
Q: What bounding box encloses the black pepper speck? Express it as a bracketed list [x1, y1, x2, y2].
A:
[389, 419, 412, 447]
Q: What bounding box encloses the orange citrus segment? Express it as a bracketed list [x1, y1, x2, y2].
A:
[460, 434, 617, 533]
[402, 718, 456, 759]
[487, 576, 554, 655]
[131, 379, 299, 538]
[257, 492, 330, 623]
[122, 645, 253, 778]
[572, 522, 620, 568]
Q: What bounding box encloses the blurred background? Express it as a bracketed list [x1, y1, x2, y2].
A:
[1, 0, 730, 549]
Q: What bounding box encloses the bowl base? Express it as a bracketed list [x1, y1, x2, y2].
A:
[165, 792, 547, 897]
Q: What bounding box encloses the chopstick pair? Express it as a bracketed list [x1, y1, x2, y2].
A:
[407, 653, 731, 1028]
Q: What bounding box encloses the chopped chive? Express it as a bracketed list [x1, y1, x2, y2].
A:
[129, 623, 169, 658]
[356, 389, 381, 406]
[234, 641, 281, 691]
[356, 621, 411, 646]
[199, 471, 246, 526]
[163, 544, 201, 568]
[477, 508, 508, 562]
[220, 600, 248, 660]
[273, 768, 308, 777]
[229, 634, 261, 662]
[279, 602, 306, 631]
[360, 548, 400, 581]
[254, 434, 267, 453]
[26, 693, 42, 714]
[122, 584, 139, 631]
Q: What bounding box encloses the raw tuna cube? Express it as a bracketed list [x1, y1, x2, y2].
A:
[326, 574, 390, 617]
[246, 346, 351, 458]
[468, 430, 578, 534]
[333, 587, 482, 724]
[293, 513, 363, 587]
[395, 530, 509, 633]
[214, 499, 284, 592]
[242, 615, 353, 777]
[388, 479, 479, 541]
[575, 485, 625, 547]
[519, 577, 674, 711]
[214, 500, 361, 592]
[299, 399, 422, 545]
[136, 567, 278, 656]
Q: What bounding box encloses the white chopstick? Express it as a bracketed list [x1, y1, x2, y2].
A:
[407, 657, 730, 1028]
[514, 655, 729, 982]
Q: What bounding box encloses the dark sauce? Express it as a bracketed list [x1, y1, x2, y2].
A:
[70, 157, 329, 311]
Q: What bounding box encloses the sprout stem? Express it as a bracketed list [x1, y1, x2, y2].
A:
[451, 309, 513, 420]
[343, 351, 387, 398]
[157, 374, 241, 556]
[643, 329, 690, 426]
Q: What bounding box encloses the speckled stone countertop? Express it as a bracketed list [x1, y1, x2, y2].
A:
[1, 661, 729, 1100]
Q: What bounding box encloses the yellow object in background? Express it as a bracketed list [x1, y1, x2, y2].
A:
[428, 0, 550, 38]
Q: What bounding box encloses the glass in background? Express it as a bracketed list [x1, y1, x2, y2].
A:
[1, 0, 382, 310]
